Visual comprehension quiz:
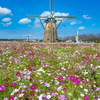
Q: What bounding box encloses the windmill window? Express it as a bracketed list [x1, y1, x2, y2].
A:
[48, 26, 50, 28]
[47, 38, 49, 41]
[56, 39, 58, 40]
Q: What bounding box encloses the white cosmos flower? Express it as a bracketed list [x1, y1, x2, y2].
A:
[98, 98, 100, 100]
[46, 95, 51, 99]
[14, 89, 19, 93]
[55, 80, 59, 85]
[86, 79, 89, 81]
[46, 83, 50, 87]
[84, 71, 88, 75]
[80, 85, 83, 88]
[61, 90, 64, 93]
[68, 93, 72, 96]
[84, 89, 88, 92]
[39, 94, 43, 100]
[10, 92, 14, 96]
[18, 93, 24, 97]
[58, 86, 62, 90]
[14, 97, 19, 100]
[58, 57, 61, 59]
[80, 93, 84, 97]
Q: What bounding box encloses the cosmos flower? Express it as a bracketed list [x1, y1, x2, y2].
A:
[58, 95, 65, 100]
[16, 72, 20, 76]
[31, 85, 36, 90]
[18, 93, 24, 97]
[63, 88, 67, 92]
[51, 93, 56, 97]
[42, 94, 46, 99]
[3, 98, 8, 100]
[70, 76, 75, 81]
[12, 83, 17, 86]
[84, 96, 88, 100]
[58, 77, 63, 80]
[0, 86, 3, 91]
[74, 80, 80, 84]
[30, 91, 34, 96]
[5, 83, 9, 87]
[46, 95, 51, 99]
[9, 97, 14, 100]
[4, 78, 10, 81]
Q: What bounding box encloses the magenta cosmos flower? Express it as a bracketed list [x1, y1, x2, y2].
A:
[9, 97, 14, 100]
[84, 96, 88, 100]
[31, 85, 36, 90]
[16, 72, 20, 76]
[74, 80, 80, 84]
[0, 86, 3, 91]
[70, 76, 75, 81]
[58, 77, 63, 80]
[12, 83, 17, 86]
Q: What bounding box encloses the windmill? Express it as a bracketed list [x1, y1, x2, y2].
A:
[23, 35, 31, 42]
[26, 0, 76, 42]
[75, 30, 79, 43]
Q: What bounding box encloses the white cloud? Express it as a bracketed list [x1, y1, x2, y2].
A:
[28, 25, 31, 26]
[70, 21, 76, 25]
[2, 22, 12, 26]
[70, 21, 82, 25]
[40, 11, 50, 16]
[2, 18, 11, 22]
[34, 18, 40, 24]
[18, 18, 31, 24]
[54, 12, 69, 21]
[34, 24, 41, 28]
[82, 15, 92, 19]
[92, 23, 96, 26]
[78, 27, 85, 30]
[0, 6, 12, 16]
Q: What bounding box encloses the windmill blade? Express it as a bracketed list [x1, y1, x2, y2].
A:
[26, 14, 48, 18]
[50, 0, 52, 15]
[54, 16, 76, 18]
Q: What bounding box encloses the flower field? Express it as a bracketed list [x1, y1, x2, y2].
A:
[0, 42, 100, 100]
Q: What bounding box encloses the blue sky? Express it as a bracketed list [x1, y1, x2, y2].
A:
[0, 0, 100, 39]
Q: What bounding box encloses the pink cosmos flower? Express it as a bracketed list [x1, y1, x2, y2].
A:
[3, 98, 8, 100]
[12, 83, 17, 86]
[63, 88, 67, 92]
[11, 69, 14, 71]
[59, 66, 61, 68]
[93, 82, 96, 86]
[9, 97, 14, 100]
[70, 76, 75, 81]
[58, 95, 65, 100]
[58, 77, 63, 80]
[32, 66, 35, 69]
[74, 80, 80, 84]
[0, 50, 2, 53]
[51, 93, 56, 97]
[1, 85, 4, 88]
[84, 96, 88, 100]
[49, 90, 53, 93]
[0, 86, 3, 91]
[27, 76, 30, 79]
[31, 85, 36, 90]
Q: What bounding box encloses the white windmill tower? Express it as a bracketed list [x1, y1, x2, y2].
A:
[23, 35, 32, 42]
[76, 30, 79, 43]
